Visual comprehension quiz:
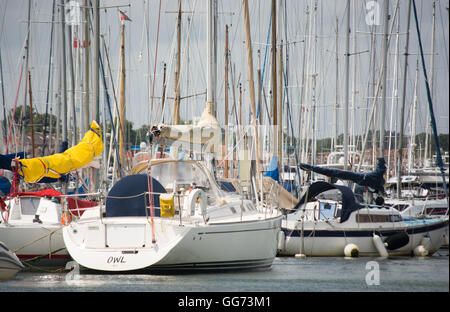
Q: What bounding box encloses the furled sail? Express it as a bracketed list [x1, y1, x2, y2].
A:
[299, 157, 387, 193]
[150, 108, 222, 153]
[15, 121, 103, 183]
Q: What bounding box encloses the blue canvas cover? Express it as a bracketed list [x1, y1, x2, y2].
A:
[293, 181, 363, 223]
[106, 174, 166, 217]
[264, 156, 279, 182]
[0, 152, 26, 171]
[0, 176, 11, 195]
[299, 157, 387, 193]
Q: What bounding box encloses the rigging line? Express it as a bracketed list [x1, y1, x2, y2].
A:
[0, 48, 7, 139]
[5, 61, 24, 154]
[42, 0, 57, 156]
[0, 1, 8, 42]
[156, 26, 177, 123]
[87, 2, 124, 176]
[99, 35, 122, 178]
[411, 0, 449, 203]
[283, 0, 301, 190]
[149, 0, 163, 125]
[155, 0, 198, 123]
[437, 0, 449, 73]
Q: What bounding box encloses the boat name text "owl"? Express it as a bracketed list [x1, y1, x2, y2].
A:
[107, 256, 126, 264]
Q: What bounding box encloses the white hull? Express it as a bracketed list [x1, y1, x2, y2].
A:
[0, 195, 80, 266]
[63, 215, 282, 272]
[278, 218, 449, 257]
[0, 224, 68, 265]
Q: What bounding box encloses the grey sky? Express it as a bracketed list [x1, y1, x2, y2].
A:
[0, 0, 448, 146]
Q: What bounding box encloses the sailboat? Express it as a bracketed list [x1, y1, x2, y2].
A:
[62, 0, 283, 273]
[278, 180, 448, 257]
[0, 121, 102, 266]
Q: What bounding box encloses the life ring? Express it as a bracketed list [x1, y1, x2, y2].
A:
[183, 188, 207, 220]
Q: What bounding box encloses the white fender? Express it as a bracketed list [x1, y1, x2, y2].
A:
[413, 245, 428, 257]
[372, 234, 389, 257]
[420, 236, 432, 250]
[183, 188, 207, 219]
[344, 243, 359, 257]
[277, 230, 286, 252]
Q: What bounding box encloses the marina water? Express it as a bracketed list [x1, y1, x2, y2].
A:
[1, 249, 448, 293]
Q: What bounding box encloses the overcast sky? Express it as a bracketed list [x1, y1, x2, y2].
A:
[0, 0, 449, 147]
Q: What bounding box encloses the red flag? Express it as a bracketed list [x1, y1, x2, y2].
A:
[119, 10, 132, 22]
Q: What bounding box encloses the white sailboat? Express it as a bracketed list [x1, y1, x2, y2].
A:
[278, 181, 448, 257]
[63, 159, 281, 272]
[62, 0, 282, 273]
[0, 122, 102, 266]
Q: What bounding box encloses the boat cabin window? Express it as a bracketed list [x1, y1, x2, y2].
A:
[356, 214, 402, 223]
[149, 161, 211, 192]
[424, 207, 448, 216]
[392, 204, 409, 211]
[319, 201, 337, 220]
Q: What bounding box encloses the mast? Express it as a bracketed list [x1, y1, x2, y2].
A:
[68, 21, 77, 145]
[278, 0, 283, 175]
[424, 1, 436, 164]
[119, 14, 127, 170]
[84, 0, 90, 133]
[0, 48, 6, 144]
[407, 60, 419, 173]
[205, 0, 216, 117]
[387, 16, 400, 180]
[42, 0, 56, 155]
[397, 0, 412, 198]
[242, 0, 262, 187]
[298, 5, 309, 166]
[173, 0, 182, 125]
[271, 0, 278, 168]
[22, 0, 32, 154]
[343, 0, 350, 170]
[311, 0, 317, 168]
[334, 17, 339, 152]
[350, 3, 358, 160]
[161, 63, 167, 115]
[224, 24, 229, 178]
[92, 0, 99, 123]
[28, 71, 35, 157]
[379, 0, 390, 159]
[60, 0, 68, 144]
[91, 0, 100, 190]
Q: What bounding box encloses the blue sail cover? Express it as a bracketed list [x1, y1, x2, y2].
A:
[264, 156, 279, 182]
[106, 174, 166, 217]
[293, 181, 363, 223]
[0, 176, 11, 195]
[299, 157, 387, 193]
[0, 152, 26, 171]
